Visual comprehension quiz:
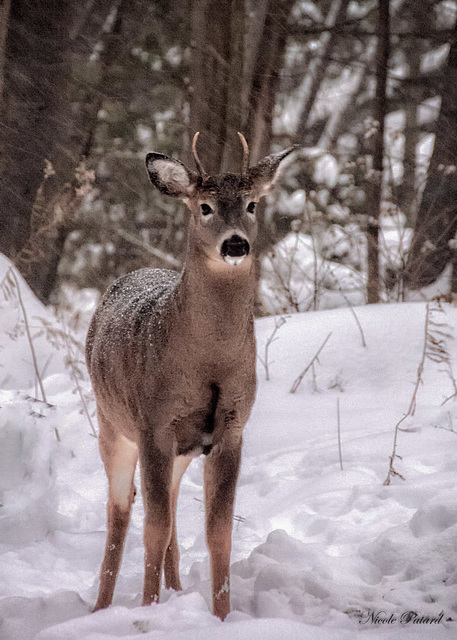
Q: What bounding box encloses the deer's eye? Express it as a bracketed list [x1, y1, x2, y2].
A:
[200, 204, 213, 216]
[247, 202, 257, 214]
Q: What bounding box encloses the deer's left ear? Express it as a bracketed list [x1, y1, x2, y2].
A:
[247, 146, 298, 197]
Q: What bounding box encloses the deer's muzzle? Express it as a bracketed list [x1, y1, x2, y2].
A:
[220, 235, 250, 265]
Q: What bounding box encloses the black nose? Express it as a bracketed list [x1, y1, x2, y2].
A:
[221, 234, 250, 258]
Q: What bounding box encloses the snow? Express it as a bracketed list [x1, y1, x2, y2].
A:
[0, 255, 457, 639]
[260, 231, 365, 313]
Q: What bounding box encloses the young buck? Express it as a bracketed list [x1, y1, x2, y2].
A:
[86, 133, 295, 620]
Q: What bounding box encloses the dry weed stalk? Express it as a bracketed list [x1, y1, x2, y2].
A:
[337, 396, 343, 470]
[339, 289, 367, 347]
[258, 315, 288, 381]
[2, 267, 61, 441]
[290, 331, 332, 393]
[57, 314, 98, 438]
[384, 302, 454, 485]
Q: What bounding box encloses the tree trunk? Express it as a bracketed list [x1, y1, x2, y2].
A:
[14, 0, 125, 303]
[365, 0, 390, 304]
[220, 0, 245, 172]
[244, 0, 291, 164]
[405, 19, 457, 291]
[295, 0, 350, 144]
[189, 0, 233, 173]
[0, 0, 11, 104]
[188, 0, 292, 173]
[318, 37, 376, 151]
[242, 0, 292, 266]
[397, 1, 432, 225]
[0, 0, 75, 257]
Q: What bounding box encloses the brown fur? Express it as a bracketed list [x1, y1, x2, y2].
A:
[86, 142, 295, 619]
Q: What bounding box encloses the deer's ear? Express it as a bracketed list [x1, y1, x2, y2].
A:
[145, 153, 198, 200]
[248, 146, 298, 197]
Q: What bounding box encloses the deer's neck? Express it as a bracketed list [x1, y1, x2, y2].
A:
[176, 250, 256, 341]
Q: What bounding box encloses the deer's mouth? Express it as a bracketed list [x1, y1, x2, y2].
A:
[220, 234, 250, 266]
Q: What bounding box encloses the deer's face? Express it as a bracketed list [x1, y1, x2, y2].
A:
[187, 174, 259, 268]
[146, 136, 296, 271]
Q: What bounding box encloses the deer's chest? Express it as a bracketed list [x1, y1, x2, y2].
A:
[169, 382, 219, 457]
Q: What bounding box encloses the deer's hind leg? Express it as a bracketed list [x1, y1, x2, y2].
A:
[94, 418, 138, 612]
[164, 455, 192, 591]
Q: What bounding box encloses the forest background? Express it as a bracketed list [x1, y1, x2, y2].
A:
[1, 0, 457, 311]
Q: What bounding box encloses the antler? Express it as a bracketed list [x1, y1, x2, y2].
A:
[237, 132, 249, 174]
[192, 132, 206, 177]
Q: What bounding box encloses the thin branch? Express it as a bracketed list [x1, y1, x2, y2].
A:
[117, 229, 181, 269]
[337, 397, 343, 470]
[59, 315, 98, 439]
[260, 316, 288, 381]
[7, 268, 46, 403]
[339, 290, 367, 347]
[384, 303, 430, 485]
[7, 267, 60, 442]
[290, 332, 332, 394]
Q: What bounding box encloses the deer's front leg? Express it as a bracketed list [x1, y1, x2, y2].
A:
[204, 428, 242, 621]
[139, 436, 174, 606]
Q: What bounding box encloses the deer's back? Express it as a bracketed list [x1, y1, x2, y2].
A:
[86, 268, 179, 405]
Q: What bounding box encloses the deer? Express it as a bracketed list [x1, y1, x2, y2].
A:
[85, 132, 296, 620]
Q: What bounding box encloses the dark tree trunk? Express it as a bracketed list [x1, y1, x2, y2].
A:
[365, 0, 390, 304]
[220, 0, 245, 172]
[397, 1, 432, 225]
[189, 0, 235, 173]
[244, 0, 290, 164]
[0, 0, 11, 102]
[405, 20, 457, 291]
[14, 0, 126, 303]
[188, 0, 293, 316]
[0, 0, 75, 257]
[243, 0, 292, 265]
[318, 37, 376, 151]
[295, 0, 350, 145]
[189, 0, 292, 174]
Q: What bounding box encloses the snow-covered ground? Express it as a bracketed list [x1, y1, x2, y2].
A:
[0, 256, 456, 639]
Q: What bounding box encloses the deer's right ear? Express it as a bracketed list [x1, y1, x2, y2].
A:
[145, 153, 198, 200]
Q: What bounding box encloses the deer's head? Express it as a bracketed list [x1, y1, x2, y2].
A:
[146, 133, 296, 270]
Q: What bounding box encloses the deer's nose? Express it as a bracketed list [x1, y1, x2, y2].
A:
[221, 234, 250, 259]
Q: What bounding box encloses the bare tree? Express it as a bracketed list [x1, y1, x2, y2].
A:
[0, 0, 11, 103]
[14, 0, 127, 303]
[317, 37, 377, 151]
[0, 0, 75, 258]
[405, 18, 457, 291]
[295, 0, 351, 144]
[365, 0, 390, 304]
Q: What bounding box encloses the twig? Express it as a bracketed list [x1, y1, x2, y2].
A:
[258, 316, 288, 381]
[117, 229, 181, 268]
[6, 267, 60, 441]
[59, 316, 98, 439]
[384, 303, 430, 485]
[7, 270, 46, 402]
[340, 289, 367, 347]
[337, 397, 343, 470]
[442, 391, 457, 406]
[290, 332, 332, 393]
[311, 361, 318, 393]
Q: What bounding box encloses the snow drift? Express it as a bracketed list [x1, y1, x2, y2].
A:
[0, 255, 456, 639]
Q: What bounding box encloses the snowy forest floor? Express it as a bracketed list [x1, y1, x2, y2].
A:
[0, 256, 456, 639]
